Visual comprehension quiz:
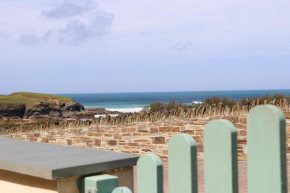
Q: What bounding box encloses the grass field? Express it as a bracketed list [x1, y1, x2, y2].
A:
[0, 92, 73, 105]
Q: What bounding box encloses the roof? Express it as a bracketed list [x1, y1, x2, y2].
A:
[0, 136, 138, 180]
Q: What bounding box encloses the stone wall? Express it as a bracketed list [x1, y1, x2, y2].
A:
[3, 112, 290, 161]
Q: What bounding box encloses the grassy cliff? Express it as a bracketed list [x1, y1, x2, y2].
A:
[0, 92, 83, 120]
[0, 92, 73, 106]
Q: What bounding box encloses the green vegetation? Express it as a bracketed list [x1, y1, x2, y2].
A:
[205, 97, 236, 108]
[147, 94, 290, 113]
[148, 101, 192, 113]
[0, 119, 62, 131]
[0, 92, 73, 105]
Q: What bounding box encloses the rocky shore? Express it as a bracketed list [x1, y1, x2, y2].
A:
[0, 102, 123, 120]
[0, 102, 84, 120]
[0, 92, 121, 120]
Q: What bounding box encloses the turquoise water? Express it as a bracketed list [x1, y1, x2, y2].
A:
[60, 90, 290, 112]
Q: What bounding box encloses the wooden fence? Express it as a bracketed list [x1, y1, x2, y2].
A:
[81, 105, 288, 193]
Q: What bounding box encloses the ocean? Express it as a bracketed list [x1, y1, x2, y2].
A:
[60, 90, 290, 113]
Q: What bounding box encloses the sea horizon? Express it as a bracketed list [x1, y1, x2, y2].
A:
[56, 88, 290, 95]
[59, 89, 290, 113]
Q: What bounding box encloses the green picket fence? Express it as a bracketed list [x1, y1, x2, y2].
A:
[82, 105, 288, 193]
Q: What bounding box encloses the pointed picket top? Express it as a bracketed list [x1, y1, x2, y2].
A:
[204, 120, 238, 193]
[112, 187, 132, 193]
[168, 134, 198, 193]
[137, 154, 163, 193]
[247, 105, 287, 193]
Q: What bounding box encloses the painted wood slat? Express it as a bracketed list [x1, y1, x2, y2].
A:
[137, 154, 163, 193]
[204, 120, 238, 193]
[168, 134, 198, 193]
[248, 105, 288, 193]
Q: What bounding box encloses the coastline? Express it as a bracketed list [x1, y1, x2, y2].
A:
[61, 89, 290, 113]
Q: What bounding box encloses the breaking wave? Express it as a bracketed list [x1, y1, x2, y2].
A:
[192, 101, 203, 104]
[106, 108, 143, 113]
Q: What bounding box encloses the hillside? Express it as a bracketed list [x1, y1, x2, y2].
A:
[0, 92, 84, 119]
[0, 92, 73, 105]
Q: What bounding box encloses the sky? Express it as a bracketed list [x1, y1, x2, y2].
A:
[0, 0, 290, 94]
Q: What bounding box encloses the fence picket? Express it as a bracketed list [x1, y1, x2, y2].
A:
[168, 134, 198, 193]
[248, 105, 288, 193]
[204, 120, 238, 193]
[137, 154, 163, 193]
[78, 105, 290, 193]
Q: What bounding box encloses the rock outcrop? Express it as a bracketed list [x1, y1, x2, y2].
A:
[0, 101, 123, 120]
[76, 108, 122, 119]
[0, 103, 26, 119]
[0, 92, 123, 120]
[0, 102, 85, 120]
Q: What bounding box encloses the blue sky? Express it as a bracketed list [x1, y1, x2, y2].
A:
[0, 0, 290, 94]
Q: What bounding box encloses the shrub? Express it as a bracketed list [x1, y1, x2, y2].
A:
[273, 94, 285, 101]
[165, 101, 177, 111]
[221, 98, 236, 108]
[259, 94, 272, 104]
[149, 102, 165, 113]
[205, 97, 220, 106]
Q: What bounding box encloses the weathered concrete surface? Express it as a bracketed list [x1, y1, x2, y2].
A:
[0, 136, 138, 180]
[57, 176, 80, 193]
[0, 167, 134, 193]
[104, 167, 134, 190]
[56, 167, 134, 193]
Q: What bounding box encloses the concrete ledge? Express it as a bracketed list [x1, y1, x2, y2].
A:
[0, 136, 138, 180]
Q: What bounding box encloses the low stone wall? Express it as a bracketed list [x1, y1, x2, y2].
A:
[3, 112, 290, 161]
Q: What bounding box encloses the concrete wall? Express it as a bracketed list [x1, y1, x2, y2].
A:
[104, 167, 134, 190]
[4, 112, 290, 161]
[0, 168, 134, 193]
[0, 169, 57, 193]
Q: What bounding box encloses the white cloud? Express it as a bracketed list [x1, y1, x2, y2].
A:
[42, 1, 92, 19]
[170, 42, 193, 51]
[0, 31, 9, 40]
[18, 0, 114, 45]
[57, 11, 113, 44]
[18, 34, 40, 45]
[1, 0, 290, 59]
